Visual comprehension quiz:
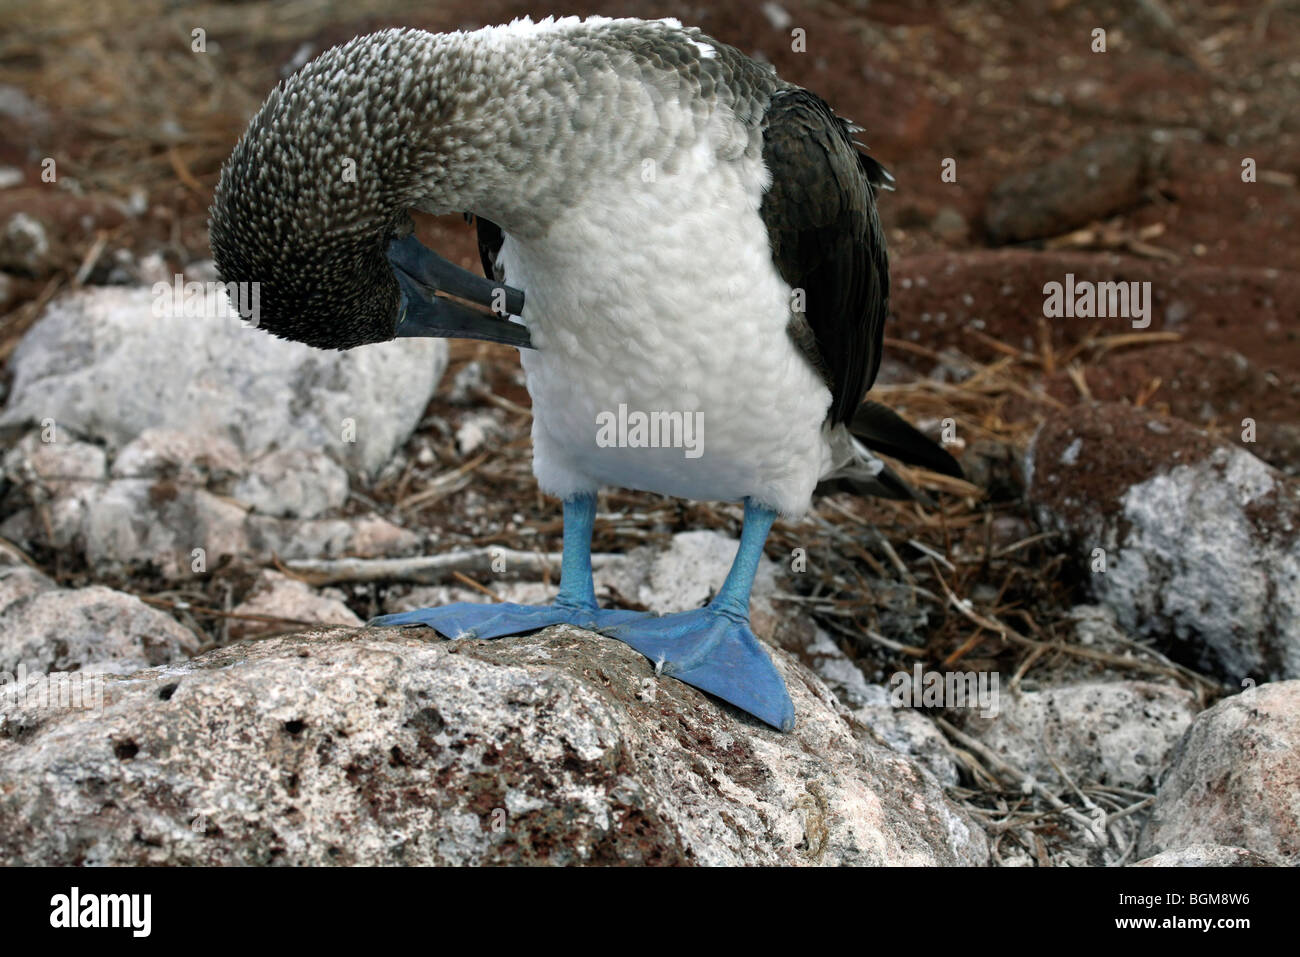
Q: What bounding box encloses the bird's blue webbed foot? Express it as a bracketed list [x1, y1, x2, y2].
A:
[602, 605, 795, 732]
[370, 601, 641, 640]
[601, 498, 796, 732]
[369, 493, 642, 640]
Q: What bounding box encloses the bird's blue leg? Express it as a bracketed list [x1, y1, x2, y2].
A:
[600, 499, 796, 732]
[369, 493, 644, 639]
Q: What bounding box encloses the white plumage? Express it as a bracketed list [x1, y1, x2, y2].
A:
[459, 17, 828, 515]
[506, 160, 833, 517]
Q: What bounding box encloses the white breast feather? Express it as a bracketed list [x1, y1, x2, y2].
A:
[494, 36, 836, 516]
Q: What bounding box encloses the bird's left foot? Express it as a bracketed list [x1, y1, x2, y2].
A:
[600, 607, 795, 732]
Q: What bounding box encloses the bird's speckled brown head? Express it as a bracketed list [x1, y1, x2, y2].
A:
[209, 29, 455, 349]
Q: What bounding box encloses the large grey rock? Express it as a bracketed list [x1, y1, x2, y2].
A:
[1028, 402, 1300, 682]
[1, 427, 418, 578]
[0, 625, 989, 866]
[1140, 681, 1300, 864]
[0, 584, 200, 675]
[962, 681, 1199, 792]
[0, 286, 447, 476]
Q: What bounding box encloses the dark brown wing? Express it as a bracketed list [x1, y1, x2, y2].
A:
[759, 88, 889, 425]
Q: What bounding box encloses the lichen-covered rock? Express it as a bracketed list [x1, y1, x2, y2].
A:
[0, 584, 200, 675]
[385, 537, 963, 786]
[1132, 844, 1283, 867]
[0, 286, 446, 476]
[1140, 681, 1300, 865]
[0, 625, 988, 866]
[961, 681, 1199, 792]
[1027, 401, 1300, 682]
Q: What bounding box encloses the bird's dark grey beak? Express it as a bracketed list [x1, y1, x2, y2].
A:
[388, 235, 532, 349]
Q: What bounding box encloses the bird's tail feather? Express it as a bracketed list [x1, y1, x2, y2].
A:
[818, 402, 964, 506]
[849, 401, 964, 479]
[831, 457, 926, 503]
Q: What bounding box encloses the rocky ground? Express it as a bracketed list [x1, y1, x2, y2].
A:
[0, 1, 1297, 866]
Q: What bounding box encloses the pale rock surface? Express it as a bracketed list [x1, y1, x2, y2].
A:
[0, 583, 200, 675]
[962, 681, 1199, 791]
[1028, 402, 1300, 681]
[0, 625, 988, 866]
[0, 286, 447, 476]
[1131, 844, 1283, 867]
[1140, 681, 1300, 864]
[228, 571, 362, 640]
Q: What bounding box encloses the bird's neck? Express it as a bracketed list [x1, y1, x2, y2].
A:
[394, 24, 684, 238]
[381, 27, 598, 238]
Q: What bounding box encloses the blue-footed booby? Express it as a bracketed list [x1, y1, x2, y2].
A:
[209, 16, 962, 732]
